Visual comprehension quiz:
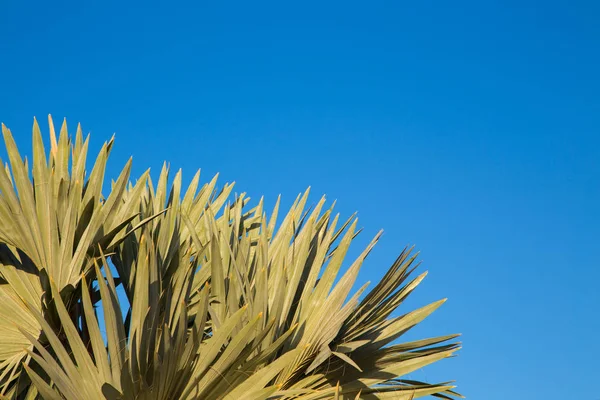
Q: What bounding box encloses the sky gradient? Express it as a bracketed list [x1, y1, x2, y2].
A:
[1, 1, 599, 398]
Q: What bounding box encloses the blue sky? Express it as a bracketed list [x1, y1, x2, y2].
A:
[1, 1, 599, 398]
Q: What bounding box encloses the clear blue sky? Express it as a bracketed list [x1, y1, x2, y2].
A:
[1, 1, 599, 398]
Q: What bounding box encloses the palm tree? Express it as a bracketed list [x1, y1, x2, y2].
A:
[0, 117, 461, 400]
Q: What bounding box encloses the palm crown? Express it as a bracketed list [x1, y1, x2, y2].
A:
[0, 117, 460, 400]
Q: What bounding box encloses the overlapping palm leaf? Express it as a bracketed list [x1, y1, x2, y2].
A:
[0, 119, 461, 399]
[0, 117, 150, 398]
